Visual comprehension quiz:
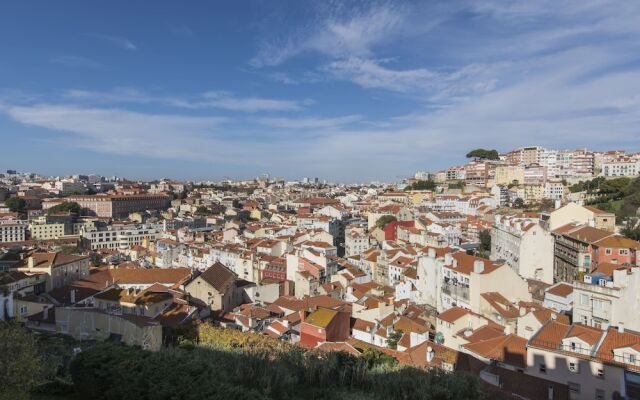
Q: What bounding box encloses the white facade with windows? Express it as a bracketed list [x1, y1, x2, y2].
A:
[0, 221, 27, 243]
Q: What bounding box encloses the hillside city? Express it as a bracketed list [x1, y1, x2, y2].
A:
[2, 145, 640, 399]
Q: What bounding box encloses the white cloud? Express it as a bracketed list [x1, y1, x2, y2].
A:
[50, 55, 102, 69]
[3, 104, 230, 161]
[257, 115, 361, 130]
[90, 33, 137, 51]
[251, 4, 407, 67]
[200, 91, 312, 112]
[63, 88, 311, 112]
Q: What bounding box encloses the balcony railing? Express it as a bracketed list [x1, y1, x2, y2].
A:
[442, 282, 470, 301]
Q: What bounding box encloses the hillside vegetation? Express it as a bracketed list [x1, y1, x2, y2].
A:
[66, 324, 489, 400]
[578, 176, 640, 219]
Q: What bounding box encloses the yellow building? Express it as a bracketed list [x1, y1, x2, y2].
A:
[406, 190, 435, 205]
[29, 223, 66, 240]
[494, 165, 524, 186]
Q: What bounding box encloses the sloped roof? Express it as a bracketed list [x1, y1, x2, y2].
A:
[463, 334, 528, 368]
[198, 262, 237, 293]
[304, 307, 338, 328]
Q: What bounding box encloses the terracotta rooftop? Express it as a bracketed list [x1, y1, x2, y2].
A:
[546, 282, 573, 298]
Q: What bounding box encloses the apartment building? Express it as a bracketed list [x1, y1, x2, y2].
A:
[553, 224, 639, 283]
[345, 225, 369, 257]
[552, 224, 612, 283]
[601, 158, 640, 177]
[491, 215, 555, 284]
[545, 180, 566, 201]
[82, 223, 163, 250]
[0, 220, 27, 242]
[527, 322, 640, 400]
[524, 163, 547, 185]
[494, 164, 525, 186]
[416, 250, 531, 313]
[573, 264, 640, 331]
[16, 252, 90, 291]
[67, 194, 171, 218]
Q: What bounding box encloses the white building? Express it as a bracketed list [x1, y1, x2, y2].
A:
[601, 159, 640, 177]
[544, 180, 566, 201]
[491, 215, 555, 284]
[573, 265, 640, 331]
[82, 223, 163, 250]
[0, 220, 27, 243]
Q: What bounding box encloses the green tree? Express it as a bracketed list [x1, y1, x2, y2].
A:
[513, 198, 525, 208]
[386, 330, 403, 350]
[4, 197, 25, 213]
[360, 347, 397, 368]
[479, 229, 491, 252]
[405, 180, 436, 191]
[46, 201, 81, 215]
[375, 215, 397, 229]
[194, 206, 211, 216]
[60, 245, 83, 255]
[0, 322, 43, 400]
[622, 227, 640, 241]
[465, 149, 500, 160]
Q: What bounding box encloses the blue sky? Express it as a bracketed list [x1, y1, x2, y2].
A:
[1, 1, 640, 182]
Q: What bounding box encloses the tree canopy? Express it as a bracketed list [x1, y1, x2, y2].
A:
[4, 197, 25, 213]
[0, 322, 43, 400]
[46, 201, 81, 215]
[194, 206, 212, 216]
[405, 180, 436, 191]
[375, 215, 397, 229]
[465, 149, 500, 160]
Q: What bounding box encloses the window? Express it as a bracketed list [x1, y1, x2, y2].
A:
[539, 363, 547, 373]
[597, 368, 604, 378]
[595, 389, 605, 400]
[605, 248, 612, 255]
[619, 249, 629, 256]
[580, 294, 589, 306]
[629, 353, 636, 364]
[569, 362, 578, 373]
[19, 305, 28, 315]
[568, 382, 580, 396]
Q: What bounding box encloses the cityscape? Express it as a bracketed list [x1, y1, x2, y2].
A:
[2, 2, 640, 400]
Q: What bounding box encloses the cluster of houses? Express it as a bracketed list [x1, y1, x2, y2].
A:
[1, 163, 640, 399]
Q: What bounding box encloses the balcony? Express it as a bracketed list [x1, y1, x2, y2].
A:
[442, 282, 470, 301]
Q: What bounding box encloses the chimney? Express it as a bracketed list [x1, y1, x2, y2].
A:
[28, 256, 34, 269]
[444, 253, 453, 265]
[618, 323, 625, 334]
[428, 248, 436, 258]
[519, 307, 526, 317]
[426, 346, 435, 363]
[504, 325, 511, 335]
[70, 289, 76, 304]
[299, 309, 306, 323]
[473, 260, 485, 274]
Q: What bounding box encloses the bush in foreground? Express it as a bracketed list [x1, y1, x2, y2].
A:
[69, 325, 489, 400]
